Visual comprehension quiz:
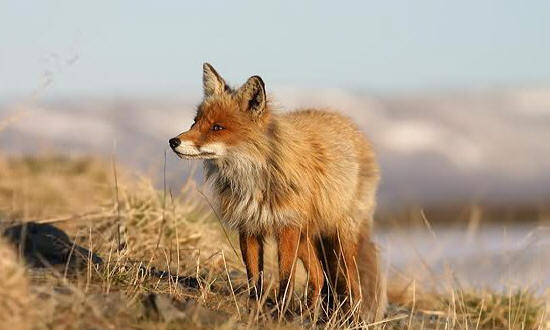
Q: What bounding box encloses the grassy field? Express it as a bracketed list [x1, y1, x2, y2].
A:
[0, 154, 547, 329]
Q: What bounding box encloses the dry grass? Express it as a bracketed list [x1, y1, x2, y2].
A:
[0, 237, 38, 330]
[0, 154, 547, 329]
[0, 154, 114, 219]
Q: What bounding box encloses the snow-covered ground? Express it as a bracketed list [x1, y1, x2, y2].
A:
[379, 223, 550, 291]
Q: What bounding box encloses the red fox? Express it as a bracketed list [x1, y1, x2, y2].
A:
[169, 63, 385, 320]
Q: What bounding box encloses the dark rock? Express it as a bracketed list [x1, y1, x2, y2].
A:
[2, 222, 103, 269]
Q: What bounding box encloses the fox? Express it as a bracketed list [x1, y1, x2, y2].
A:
[169, 63, 386, 321]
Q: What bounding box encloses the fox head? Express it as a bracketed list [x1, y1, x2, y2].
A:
[169, 63, 269, 160]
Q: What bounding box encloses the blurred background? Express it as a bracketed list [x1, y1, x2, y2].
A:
[2, 1, 550, 290]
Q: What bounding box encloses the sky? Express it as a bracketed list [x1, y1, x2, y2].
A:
[1, 1, 550, 99]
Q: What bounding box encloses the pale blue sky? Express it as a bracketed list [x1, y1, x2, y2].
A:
[1, 1, 549, 99]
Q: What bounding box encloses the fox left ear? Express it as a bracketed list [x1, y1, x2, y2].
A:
[236, 75, 266, 116]
[203, 63, 227, 98]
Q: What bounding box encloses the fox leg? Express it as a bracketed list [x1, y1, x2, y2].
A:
[357, 235, 384, 320]
[297, 234, 324, 307]
[317, 237, 341, 300]
[336, 233, 362, 306]
[239, 231, 264, 298]
[276, 227, 301, 309]
[357, 223, 386, 321]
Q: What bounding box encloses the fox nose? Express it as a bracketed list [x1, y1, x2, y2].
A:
[169, 138, 181, 149]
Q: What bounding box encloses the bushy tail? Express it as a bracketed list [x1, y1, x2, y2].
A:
[357, 221, 387, 322]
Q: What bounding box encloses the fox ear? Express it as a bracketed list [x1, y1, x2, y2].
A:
[236, 75, 266, 116]
[203, 63, 227, 97]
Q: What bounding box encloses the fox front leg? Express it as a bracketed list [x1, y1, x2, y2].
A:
[239, 232, 264, 299]
[276, 227, 301, 310]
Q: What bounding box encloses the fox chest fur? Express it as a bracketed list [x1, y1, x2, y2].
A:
[203, 135, 302, 234]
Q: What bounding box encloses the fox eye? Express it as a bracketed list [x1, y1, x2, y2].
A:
[212, 124, 224, 131]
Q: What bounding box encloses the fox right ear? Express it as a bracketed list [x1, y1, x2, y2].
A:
[236, 75, 266, 116]
[203, 63, 227, 97]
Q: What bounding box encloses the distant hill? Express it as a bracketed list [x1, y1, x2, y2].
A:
[2, 87, 550, 211]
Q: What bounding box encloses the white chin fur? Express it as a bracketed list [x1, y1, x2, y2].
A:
[174, 141, 226, 160]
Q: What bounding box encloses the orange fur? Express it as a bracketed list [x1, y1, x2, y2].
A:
[170, 63, 386, 321]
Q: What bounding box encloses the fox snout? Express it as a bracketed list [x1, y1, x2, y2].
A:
[168, 138, 180, 149]
[169, 135, 226, 160]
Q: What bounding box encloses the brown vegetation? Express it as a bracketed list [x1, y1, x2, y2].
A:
[0, 154, 546, 329]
